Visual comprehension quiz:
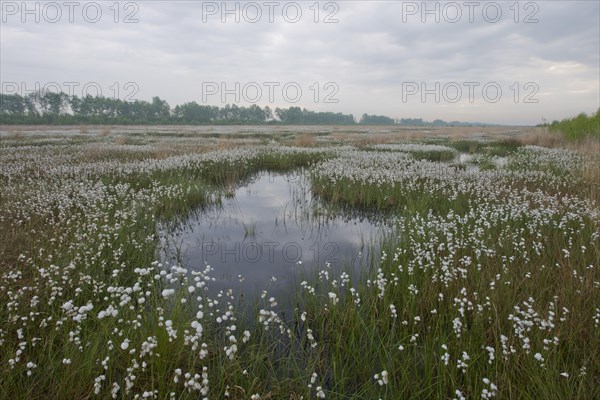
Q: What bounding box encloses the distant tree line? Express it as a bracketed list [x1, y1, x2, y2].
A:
[359, 114, 396, 125]
[0, 92, 358, 125]
[0, 91, 493, 126]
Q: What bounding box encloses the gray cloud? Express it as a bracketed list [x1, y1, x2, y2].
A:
[1, 0, 598, 124]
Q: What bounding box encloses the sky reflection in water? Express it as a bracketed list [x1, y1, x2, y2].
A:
[162, 170, 394, 307]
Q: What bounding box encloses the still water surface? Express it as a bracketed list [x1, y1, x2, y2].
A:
[161, 170, 394, 305]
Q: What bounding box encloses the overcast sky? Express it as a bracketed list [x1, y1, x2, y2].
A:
[1, 0, 598, 125]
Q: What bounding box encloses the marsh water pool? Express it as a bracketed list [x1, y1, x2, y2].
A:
[160, 170, 395, 306]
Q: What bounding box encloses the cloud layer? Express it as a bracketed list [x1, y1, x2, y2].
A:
[1, 1, 598, 124]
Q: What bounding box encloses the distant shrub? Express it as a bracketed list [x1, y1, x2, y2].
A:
[549, 109, 599, 141]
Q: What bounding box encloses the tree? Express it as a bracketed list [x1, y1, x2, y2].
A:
[0, 94, 26, 115]
[360, 113, 395, 125]
[151, 97, 170, 121]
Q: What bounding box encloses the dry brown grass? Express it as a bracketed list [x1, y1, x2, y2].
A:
[401, 130, 426, 141]
[571, 136, 600, 156]
[354, 134, 389, 147]
[294, 133, 316, 147]
[583, 158, 600, 205]
[331, 132, 346, 143]
[154, 143, 175, 159]
[114, 136, 128, 145]
[6, 128, 24, 140]
[518, 128, 565, 148]
[217, 138, 239, 150]
[516, 128, 600, 155]
[355, 133, 402, 147]
[361, 129, 445, 146]
[449, 129, 469, 141]
[80, 147, 104, 162]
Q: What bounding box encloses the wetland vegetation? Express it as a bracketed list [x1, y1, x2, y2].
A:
[1, 127, 599, 399]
